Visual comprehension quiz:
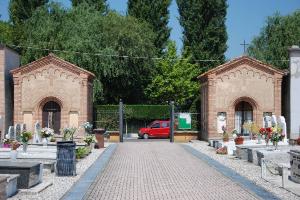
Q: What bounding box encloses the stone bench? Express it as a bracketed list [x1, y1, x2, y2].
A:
[0, 161, 43, 189]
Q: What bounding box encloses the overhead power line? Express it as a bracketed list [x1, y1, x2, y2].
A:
[5, 43, 290, 63]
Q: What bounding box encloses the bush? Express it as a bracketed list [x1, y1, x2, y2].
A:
[75, 147, 90, 159]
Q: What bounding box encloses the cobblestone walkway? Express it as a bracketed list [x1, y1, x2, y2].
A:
[84, 142, 259, 200]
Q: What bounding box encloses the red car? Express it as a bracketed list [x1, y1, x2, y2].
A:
[138, 120, 170, 139]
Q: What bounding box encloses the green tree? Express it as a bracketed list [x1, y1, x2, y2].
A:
[146, 41, 199, 107]
[71, 0, 108, 13]
[18, 3, 157, 104]
[9, 0, 49, 25]
[127, 0, 171, 54]
[0, 20, 13, 44]
[176, 0, 228, 73]
[248, 10, 300, 69]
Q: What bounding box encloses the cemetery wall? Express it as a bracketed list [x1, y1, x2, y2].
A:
[0, 45, 20, 139]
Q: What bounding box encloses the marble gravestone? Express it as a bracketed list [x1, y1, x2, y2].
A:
[14, 124, 21, 141]
[263, 116, 272, 128]
[20, 124, 26, 133]
[278, 116, 288, 143]
[6, 126, 15, 140]
[271, 115, 277, 127]
[217, 113, 226, 134]
[33, 121, 41, 144]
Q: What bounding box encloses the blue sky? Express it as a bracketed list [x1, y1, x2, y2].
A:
[0, 0, 299, 59]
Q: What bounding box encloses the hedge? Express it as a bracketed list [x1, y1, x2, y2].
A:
[95, 105, 170, 120]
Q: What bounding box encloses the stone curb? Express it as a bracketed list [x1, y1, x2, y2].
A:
[182, 144, 280, 200]
[61, 144, 117, 200]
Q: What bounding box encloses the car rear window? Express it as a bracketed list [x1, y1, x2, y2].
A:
[161, 122, 169, 128]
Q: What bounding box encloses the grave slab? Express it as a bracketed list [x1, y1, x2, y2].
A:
[0, 174, 19, 198]
[0, 161, 42, 189]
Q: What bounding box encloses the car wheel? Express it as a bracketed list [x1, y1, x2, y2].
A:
[143, 134, 149, 139]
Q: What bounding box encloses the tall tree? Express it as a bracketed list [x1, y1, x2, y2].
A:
[0, 21, 13, 44]
[127, 0, 171, 54]
[18, 3, 157, 104]
[177, 0, 228, 73]
[9, 0, 48, 25]
[146, 41, 199, 106]
[248, 10, 300, 69]
[71, 0, 107, 13]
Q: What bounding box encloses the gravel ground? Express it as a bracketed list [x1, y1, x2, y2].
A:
[188, 141, 300, 200]
[8, 146, 107, 200]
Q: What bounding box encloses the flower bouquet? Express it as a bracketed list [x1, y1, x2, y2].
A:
[82, 122, 93, 135]
[2, 138, 11, 148]
[41, 128, 54, 138]
[11, 140, 20, 150]
[20, 131, 33, 153]
[259, 127, 272, 147]
[270, 125, 283, 150]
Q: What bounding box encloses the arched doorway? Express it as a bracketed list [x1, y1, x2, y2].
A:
[235, 101, 253, 135]
[42, 101, 61, 133]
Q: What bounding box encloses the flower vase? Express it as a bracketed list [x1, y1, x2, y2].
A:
[273, 141, 278, 150]
[42, 138, 48, 147]
[10, 150, 17, 160]
[257, 134, 262, 144]
[22, 143, 28, 153]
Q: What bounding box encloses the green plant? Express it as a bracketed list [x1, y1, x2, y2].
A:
[20, 131, 33, 143]
[76, 147, 90, 159]
[62, 127, 77, 141]
[50, 136, 56, 142]
[83, 135, 95, 146]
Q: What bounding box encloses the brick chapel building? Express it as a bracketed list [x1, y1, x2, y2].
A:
[0, 45, 95, 138]
[198, 56, 286, 140]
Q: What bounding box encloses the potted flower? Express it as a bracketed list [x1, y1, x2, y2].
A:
[40, 127, 54, 147]
[10, 140, 20, 160]
[20, 131, 33, 153]
[83, 135, 95, 150]
[62, 127, 77, 141]
[234, 130, 244, 145]
[11, 140, 20, 150]
[221, 126, 229, 142]
[2, 138, 11, 148]
[82, 122, 93, 135]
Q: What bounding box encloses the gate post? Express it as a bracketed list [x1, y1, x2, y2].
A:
[119, 99, 124, 143]
[170, 101, 175, 143]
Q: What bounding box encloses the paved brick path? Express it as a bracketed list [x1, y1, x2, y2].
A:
[84, 142, 259, 200]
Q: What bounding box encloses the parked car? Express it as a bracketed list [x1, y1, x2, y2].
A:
[138, 120, 170, 139]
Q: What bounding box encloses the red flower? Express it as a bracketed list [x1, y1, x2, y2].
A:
[266, 127, 272, 133]
[259, 128, 266, 134]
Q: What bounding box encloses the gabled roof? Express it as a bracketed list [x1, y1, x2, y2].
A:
[11, 53, 95, 78]
[198, 55, 285, 79]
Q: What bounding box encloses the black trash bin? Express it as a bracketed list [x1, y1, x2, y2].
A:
[56, 141, 76, 176]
